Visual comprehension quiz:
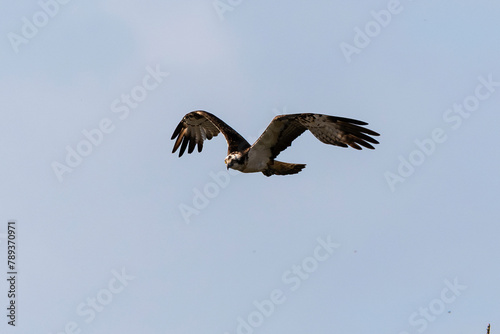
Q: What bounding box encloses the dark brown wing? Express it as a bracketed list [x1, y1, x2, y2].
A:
[171, 110, 250, 157]
[250, 113, 380, 160]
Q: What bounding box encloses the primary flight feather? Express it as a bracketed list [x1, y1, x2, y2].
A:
[171, 110, 380, 176]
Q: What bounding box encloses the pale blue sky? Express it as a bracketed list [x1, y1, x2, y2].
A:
[1, 1, 499, 333]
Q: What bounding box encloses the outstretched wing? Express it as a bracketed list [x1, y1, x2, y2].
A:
[250, 113, 380, 160]
[171, 110, 250, 157]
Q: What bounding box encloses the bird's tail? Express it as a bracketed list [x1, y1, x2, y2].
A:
[262, 161, 306, 176]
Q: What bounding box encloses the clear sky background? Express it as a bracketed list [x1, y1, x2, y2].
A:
[1, 1, 499, 333]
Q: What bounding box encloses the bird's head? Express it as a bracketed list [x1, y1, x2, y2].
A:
[224, 152, 245, 170]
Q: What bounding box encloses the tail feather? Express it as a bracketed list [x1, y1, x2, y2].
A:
[262, 161, 306, 177]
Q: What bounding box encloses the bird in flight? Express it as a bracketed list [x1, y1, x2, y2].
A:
[171, 110, 379, 176]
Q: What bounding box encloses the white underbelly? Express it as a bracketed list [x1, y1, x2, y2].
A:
[242, 150, 270, 173]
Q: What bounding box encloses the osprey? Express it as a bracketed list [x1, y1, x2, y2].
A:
[171, 110, 379, 176]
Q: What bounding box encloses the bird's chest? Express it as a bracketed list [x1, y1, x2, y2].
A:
[242, 150, 269, 172]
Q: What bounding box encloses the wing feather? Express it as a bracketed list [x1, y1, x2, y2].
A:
[250, 113, 380, 160]
[172, 127, 187, 153]
[171, 110, 250, 157]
